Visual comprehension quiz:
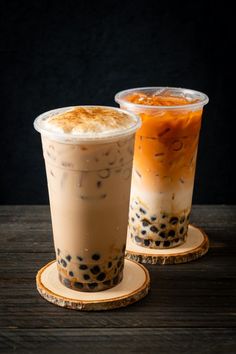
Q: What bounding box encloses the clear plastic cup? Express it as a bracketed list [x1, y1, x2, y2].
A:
[34, 106, 141, 291]
[115, 87, 209, 249]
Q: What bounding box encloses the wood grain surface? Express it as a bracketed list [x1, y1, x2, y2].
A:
[0, 205, 236, 353]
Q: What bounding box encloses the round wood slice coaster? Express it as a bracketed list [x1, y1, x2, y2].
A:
[36, 258, 150, 311]
[126, 224, 209, 265]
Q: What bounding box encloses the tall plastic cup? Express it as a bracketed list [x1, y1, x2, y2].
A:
[34, 106, 141, 291]
[115, 87, 209, 249]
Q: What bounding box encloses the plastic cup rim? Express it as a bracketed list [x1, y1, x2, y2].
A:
[114, 86, 209, 111]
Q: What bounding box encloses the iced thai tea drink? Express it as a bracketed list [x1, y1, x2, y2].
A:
[115, 87, 208, 249]
[34, 106, 141, 291]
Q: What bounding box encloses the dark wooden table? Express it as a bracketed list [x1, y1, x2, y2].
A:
[0, 205, 235, 354]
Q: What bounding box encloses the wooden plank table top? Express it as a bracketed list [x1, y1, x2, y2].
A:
[0, 205, 235, 354]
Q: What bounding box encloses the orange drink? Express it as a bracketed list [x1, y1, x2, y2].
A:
[115, 87, 208, 249]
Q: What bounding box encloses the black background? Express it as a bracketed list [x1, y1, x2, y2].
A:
[0, 0, 233, 204]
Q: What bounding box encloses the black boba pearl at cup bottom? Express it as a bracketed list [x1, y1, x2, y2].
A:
[88, 283, 98, 290]
[83, 274, 90, 280]
[91, 265, 100, 275]
[79, 264, 88, 270]
[168, 230, 175, 237]
[170, 217, 178, 225]
[69, 271, 74, 277]
[77, 256, 83, 261]
[179, 227, 184, 234]
[61, 259, 67, 268]
[142, 220, 150, 227]
[141, 230, 146, 235]
[144, 239, 151, 246]
[150, 225, 158, 233]
[159, 231, 166, 238]
[66, 255, 71, 262]
[108, 261, 112, 268]
[139, 207, 146, 214]
[155, 241, 161, 246]
[97, 272, 106, 281]
[92, 254, 100, 261]
[164, 241, 170, 247]
[135, 236, 142, 243]
[160, 224, 166, 229]
[151, 216, 157, 221]
[74, 282, 83, 289]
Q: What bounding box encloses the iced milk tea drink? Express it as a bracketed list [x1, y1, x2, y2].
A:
[34, 106, 141, 291]
[115, 87, 208, 249]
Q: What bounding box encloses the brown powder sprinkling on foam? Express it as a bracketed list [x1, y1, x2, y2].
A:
[47, 107, 134, 134]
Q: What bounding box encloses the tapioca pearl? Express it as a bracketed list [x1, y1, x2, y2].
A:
[83, 274, 90, 281]
[131, 217, 135, 222]
[130, 233, 134, 238]
[63, 278, 71, 287]
[160, 224, 166, 229]
[161, 213, 167, 219]
[144, 239, 151, 247]
[159, 231, 166, 239]
[77, 256, 83, 261]
[141, 230, 147, 235]
[168, 230, 176, 237]
[91, 265, 100, 275]
[61, 259, 67, 268]
[150, 225, 158, 233]
[108, 261, 112, 268]
[98, 169, 110, 179]
[66, 255, 71, 262]
[164, 241, 171, 247]
[74, 282, 83, 289]
[103, 280, 111, 286]
[155, 241, 161, 246]
[179, 227, 184, 235]
[88, 283, 98, 290]
[142, 219, 150, 227]
[135, 213, 140, 219]
[57, 248, 60, 255]
[174, 238, 179, 243]
[151, 216, 157, 222]
[92, 254, 100, 261]
[180, 216, 185, 224]
[170, 217, 179, 225]
[139, 207, 146, 214]
[69, 271, 74, 277]
[79, 264, 88, 270]
[135, 236, 142, 243]
[97, 272, 106, 281]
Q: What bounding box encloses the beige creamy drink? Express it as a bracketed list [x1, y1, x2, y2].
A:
[34, 106, 141, 291]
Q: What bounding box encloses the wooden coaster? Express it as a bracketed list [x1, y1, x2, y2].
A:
[36, 258, 150, 311]
[126, 224, 209, 265]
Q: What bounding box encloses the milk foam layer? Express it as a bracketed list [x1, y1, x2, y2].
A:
[43, 106, 136, 136]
